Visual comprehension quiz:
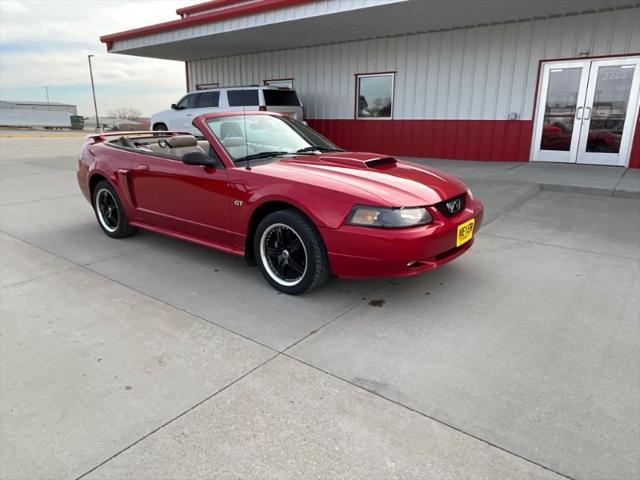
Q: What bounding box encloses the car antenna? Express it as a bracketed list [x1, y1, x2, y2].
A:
[239, 60, 251, 171]
[243, 104, 250, 170]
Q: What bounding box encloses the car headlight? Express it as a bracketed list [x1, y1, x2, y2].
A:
[347, 206, 432, 228]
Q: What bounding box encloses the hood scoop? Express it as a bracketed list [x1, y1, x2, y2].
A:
[365, 156, 397, 169]
[320, 154, 397, 169]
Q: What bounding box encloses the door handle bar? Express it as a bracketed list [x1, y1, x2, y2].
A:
[575, 106, 583, 120]
[137, 165, 149, 171]
[583, 106, 592, 121]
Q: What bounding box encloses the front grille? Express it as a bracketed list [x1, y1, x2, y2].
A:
[435, 193, 466, 218]
[435, 241, 471, 261]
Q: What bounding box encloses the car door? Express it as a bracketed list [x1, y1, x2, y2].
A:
[127, 147, 233, 247]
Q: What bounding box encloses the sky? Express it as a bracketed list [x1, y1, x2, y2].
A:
[0, 0, 196, 117]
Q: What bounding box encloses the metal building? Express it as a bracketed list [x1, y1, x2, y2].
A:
[101, 0, 640, 168]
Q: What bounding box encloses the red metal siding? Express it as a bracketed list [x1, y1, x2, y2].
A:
[308, 119, 534, 162]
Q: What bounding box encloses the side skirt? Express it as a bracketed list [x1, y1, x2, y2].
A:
[130, 221, 245, 257]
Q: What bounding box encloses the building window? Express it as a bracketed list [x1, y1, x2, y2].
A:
[355, 73, 394, 119]
[264, 78, 294, 88]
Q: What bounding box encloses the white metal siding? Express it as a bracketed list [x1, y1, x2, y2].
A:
[187, 7, 640, 121]
[111, 0, 405, 52]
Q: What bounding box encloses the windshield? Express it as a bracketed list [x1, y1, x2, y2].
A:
[206, 114, 340, 162]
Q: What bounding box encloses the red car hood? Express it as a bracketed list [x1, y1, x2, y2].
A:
[259, 152, 467, 206]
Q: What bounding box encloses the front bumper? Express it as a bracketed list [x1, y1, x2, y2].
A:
[321, 199, 484, 279]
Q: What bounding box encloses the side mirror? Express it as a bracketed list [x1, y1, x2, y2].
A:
[171, 103, 178, 110]
[182, 151, 215, 167]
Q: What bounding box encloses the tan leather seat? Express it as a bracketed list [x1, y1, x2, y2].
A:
[197, 140, 210, 151]
[146, 143, 166, 154]
[222, 136, 255, 159]
[146, 135, 205, 158]
[166, 135, 204, 157]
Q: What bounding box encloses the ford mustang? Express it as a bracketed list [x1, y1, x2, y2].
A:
[77, 112, 483, 294]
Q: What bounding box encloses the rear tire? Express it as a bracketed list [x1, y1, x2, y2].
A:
[254, 209, 330, 294]
[92, 180, 138, 238]
[153, 123, 168, 131]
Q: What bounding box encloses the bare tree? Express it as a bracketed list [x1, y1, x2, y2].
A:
[108, 107, 142, 121]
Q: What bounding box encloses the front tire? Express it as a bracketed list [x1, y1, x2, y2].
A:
[92, 180, 138, 238]
[254, 209, 330, 294]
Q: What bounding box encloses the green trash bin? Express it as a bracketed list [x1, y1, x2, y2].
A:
[71, 115, 85, 130]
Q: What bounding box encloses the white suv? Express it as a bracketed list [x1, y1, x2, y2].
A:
[150, 86, 304, 135]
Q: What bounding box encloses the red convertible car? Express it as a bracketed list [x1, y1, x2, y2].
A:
[77, 112, 483, 294]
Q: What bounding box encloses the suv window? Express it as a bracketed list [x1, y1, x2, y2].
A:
[227, 90, 259, 106]
[177, 94, 196, 109]
[196, 91, 220, 108]
[263, 89, 300, 106]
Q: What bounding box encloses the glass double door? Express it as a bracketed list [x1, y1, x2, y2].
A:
[532, 56, 640, 166]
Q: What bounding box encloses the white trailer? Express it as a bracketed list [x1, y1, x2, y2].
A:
[0, 109, 72, 128]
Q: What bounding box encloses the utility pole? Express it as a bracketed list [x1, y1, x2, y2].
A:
[88, 55, 100, 132]
[44, 86, 50, 109]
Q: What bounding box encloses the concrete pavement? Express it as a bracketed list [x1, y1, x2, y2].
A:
[1, 135, 638, 480]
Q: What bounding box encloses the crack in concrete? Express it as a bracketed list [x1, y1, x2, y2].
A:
[0, 193, 82, 207]
[283, 354, 577, 480]
[74, 352, 282, 480]
[479, 231, 639, 261]
[3, 191, 585, 480]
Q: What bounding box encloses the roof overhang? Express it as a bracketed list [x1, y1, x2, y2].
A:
[101, 0, 636, 61]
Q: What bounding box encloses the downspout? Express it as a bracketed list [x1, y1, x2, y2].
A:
[185, 61, 190, 92]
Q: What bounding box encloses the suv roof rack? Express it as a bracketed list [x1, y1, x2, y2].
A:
[207, 84, 260, 89]
[191, 84, 297, 92]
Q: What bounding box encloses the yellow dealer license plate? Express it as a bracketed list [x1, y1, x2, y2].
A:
[456, 219, 475, 247]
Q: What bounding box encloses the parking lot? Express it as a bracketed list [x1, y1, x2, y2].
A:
[1, 134, 638, 480]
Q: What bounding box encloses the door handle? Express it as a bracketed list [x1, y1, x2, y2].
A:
[575, 106, 583, 120]
[137, 165, 149, 171]
[583, 106, 592, 121]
